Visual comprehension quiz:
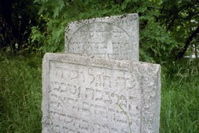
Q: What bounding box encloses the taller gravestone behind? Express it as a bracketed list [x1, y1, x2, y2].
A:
[65, 14, 139, 61]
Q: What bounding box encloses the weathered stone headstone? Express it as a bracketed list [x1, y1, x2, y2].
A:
[42, 14, 161, 133]
[42, 53, 160, 133]
[65, 14, 139, 61]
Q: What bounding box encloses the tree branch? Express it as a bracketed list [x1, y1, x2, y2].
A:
[176, 25, 199, 60]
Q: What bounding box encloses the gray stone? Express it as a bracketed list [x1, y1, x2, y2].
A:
[65, 14, 139, 61]
[42, 53, 161, 133]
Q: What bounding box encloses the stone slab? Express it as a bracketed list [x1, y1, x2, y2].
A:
[42, 53, 160, 133]
[65, 13, 139, 61]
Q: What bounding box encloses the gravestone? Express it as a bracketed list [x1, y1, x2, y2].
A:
[42, 53, 160, 133]
[65, 14, 139, 61]
[42, 14, 161, 133]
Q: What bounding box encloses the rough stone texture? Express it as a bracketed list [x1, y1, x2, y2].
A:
[42, 53, 160, 133]
[65, 14, 139, 61]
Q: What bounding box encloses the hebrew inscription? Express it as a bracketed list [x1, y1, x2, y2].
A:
[47, 62, 141, 133]
[42, 53, 161, 133]
[65, 14, 139, 61]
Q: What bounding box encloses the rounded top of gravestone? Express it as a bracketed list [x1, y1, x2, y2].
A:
[65, 13, 139, 61]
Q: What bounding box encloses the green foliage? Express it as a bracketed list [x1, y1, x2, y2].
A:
[1, 0, 198, 60]
[31, 0, 181, 63]
[159, 0, 199, 59]
[31, 0, 123, 53]
[0, 53, 42, 133]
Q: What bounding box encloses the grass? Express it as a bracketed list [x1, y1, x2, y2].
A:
[160, 59, 199, 133]
[0, 52, 198, 133]
[0, 52, 42, 133]
[161, 76, 199, 133]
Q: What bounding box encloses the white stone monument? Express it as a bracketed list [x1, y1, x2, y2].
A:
[42, 14, 161, 133]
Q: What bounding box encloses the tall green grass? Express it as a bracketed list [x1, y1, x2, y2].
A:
[0, 53, 198, 133]
[160, 59, 199, 133]
[0, 53, 42, 133]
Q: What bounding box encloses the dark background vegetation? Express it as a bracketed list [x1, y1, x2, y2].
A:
[0, 0, 199, 132]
